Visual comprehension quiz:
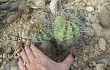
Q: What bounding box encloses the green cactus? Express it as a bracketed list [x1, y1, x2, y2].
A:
[30, 13, 81, 46]
[31, 20, 52, 43]
[53, 16, 80, 45]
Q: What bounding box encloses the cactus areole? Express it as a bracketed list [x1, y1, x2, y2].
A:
[53, 16, 80, 45]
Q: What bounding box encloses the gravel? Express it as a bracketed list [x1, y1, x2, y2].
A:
[0, 0, 110, 70]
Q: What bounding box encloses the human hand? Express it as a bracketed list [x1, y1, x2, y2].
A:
[17, 44, 75, 70]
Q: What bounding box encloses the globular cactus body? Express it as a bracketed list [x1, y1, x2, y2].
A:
[53, 16, 80, 46]
[30, 20, 52, 43]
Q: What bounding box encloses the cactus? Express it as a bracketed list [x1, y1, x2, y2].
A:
[30, 12, 81, 46]
[53, 15, 80, 46]
[30, 19, 52, 43]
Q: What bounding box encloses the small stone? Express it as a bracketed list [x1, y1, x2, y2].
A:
[6, 47, 12, 54]
[21, 14, 29, 21]
[75, 0, 82, 2]
[99, 59, 109, 66]
[92, 23, 102, 36]
[0, 2, 11, 10]
[83, 55, 88, 61]
[50, 0, 58, 14]
[0, 0, 8, 2]
[0, 59, 2, 62]
[85, 22, 91, 27]
[104, 30, 110, 40]
[7, 13, 19, 24]
[27, 0, 45, 9]
[18, 5, 30, 13]
[0, 55, 2, 58]
[86, 6, 94, 12]
[98, 38, 107, 51]
[79, 2, 86, 7]
[92, 61, 97, 66]
[98, 7, 110, 28]
[96, 64, 104, 70]
[83, 67, 91, 70]
[0, 45, 2, 48]
[3, 53, 8, 59]
[84, 27, 95, 36]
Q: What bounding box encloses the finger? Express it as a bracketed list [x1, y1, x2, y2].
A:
[20, 48, 29, 63]
[18, 58, 27, 70]
[63, 54, 74, 68]
[24, 45, 36, 62]
[29, 44, 45, 57]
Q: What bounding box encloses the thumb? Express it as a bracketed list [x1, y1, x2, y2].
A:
[62, 54, 75, 69]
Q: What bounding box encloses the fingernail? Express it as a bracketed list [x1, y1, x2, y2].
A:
[17, 58, 19, 61]
[19, 48, 22, 52]
[72, 53, 75, 59]
[27, 43, 31, 47]
[19, 42, 25, 48]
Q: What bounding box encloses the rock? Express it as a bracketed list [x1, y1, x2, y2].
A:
[5, 47, 12, 54]
[85, 22, 91, 27]
[18, 4, 30, 14]
[99, 59, 109, 67]
[3, 53, 8, 59]
[50, 0, 58, 14]
[0, 0, 8, 2]
[79, 2, 86, 7]
[84, 27, 95, 36]
[0, 55, 2, 58]
[0, 59, 2, 62]
[86, 6, 94, 12]
[1, 59, 19, 70]
[27, 0, 45, 9]
[92, 23, 102, 36]
[7, 13, 19, 24]
[0, 2, 11, 10]
[9, 2, 18, 12]
[75, 0, 82, 2]
[83, 55, 88, 61]
[99, 7, 110, 28]
[0, 45, 2, 48]
[92, 61, 97, 66]
[96, 64, 104, 70]
[98, 38, 107, 51]
[104, 30, 110, 40]
[83, 67, 91, 70]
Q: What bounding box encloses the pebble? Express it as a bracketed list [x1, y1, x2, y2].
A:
[92, 61, 97, 66]
[92, 23, 102, 36]
[84, 27, 95, 36]
[3, 53, 8, 59]
[98, 38, 107, 51]
[0, 2, 11, 10]
[5, 47, 12, 54]
[0, 55, 2, 58]
[0, 59, 2, 62]
[85, 22, 91, 27]
[98, 7, 110, 28]
[0, 45, 2, 48]
[50, 0, 58, 14]
[96, 64, 104, 70]
[83, 55, 88, 61]
[27, 0, 45, 9]
[75, 0, 82, 2]
[99, 59, 109, 67]
[104, 30, 110, 40]
[86, 6, 94, 12]
[7, 13, 19, 24]
[83, 67, 91, 70]
[0, 0, 8, 2]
